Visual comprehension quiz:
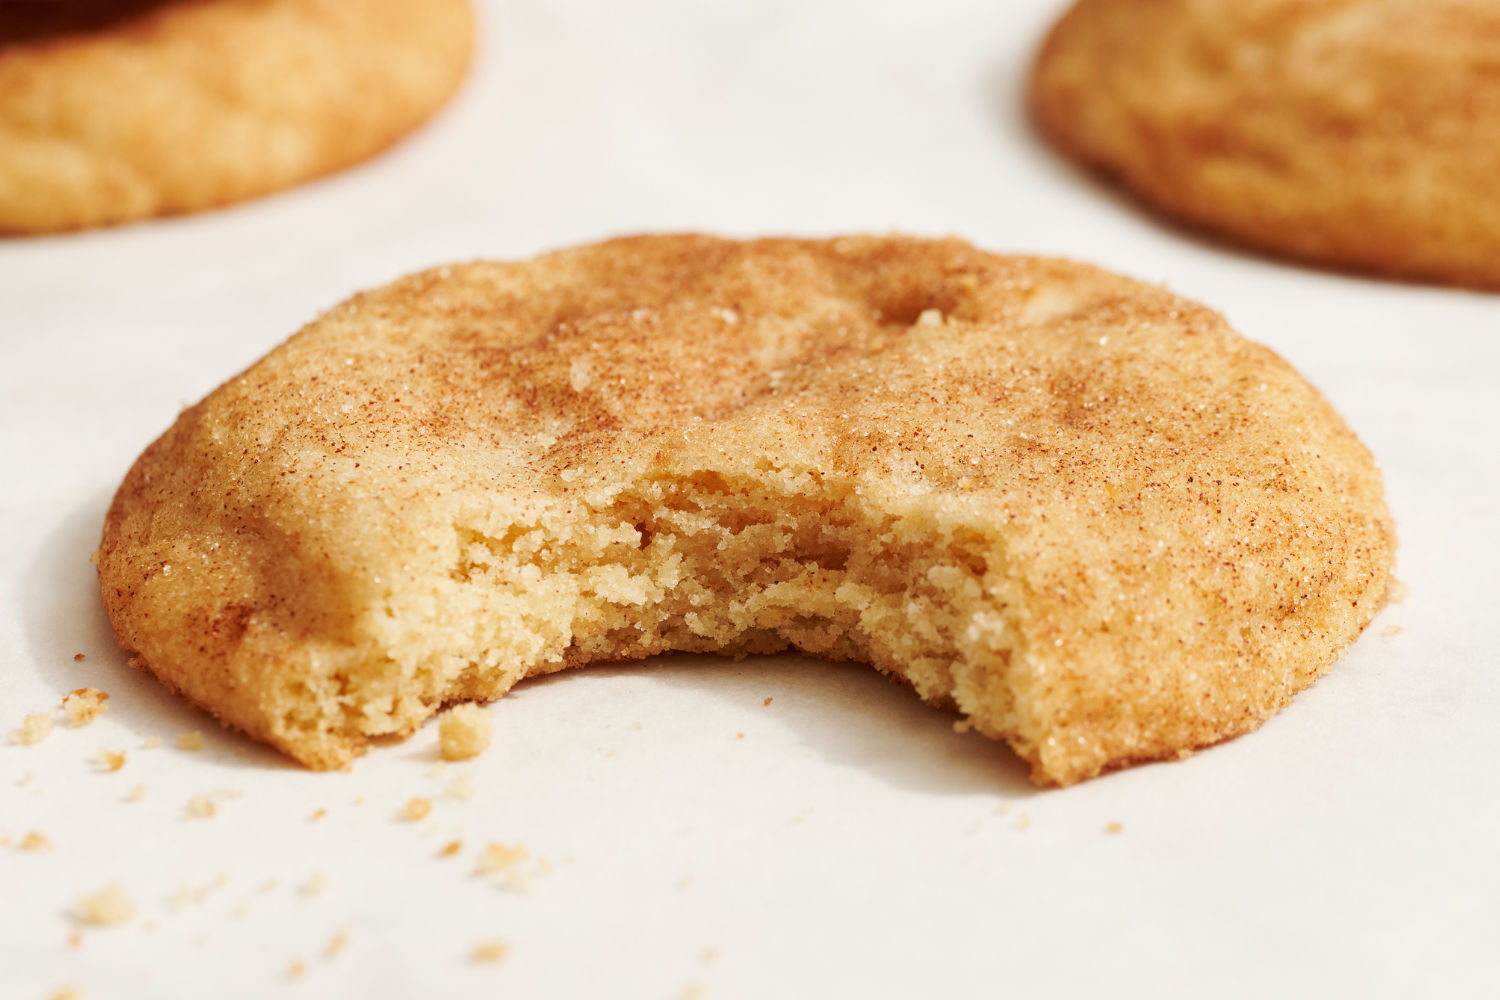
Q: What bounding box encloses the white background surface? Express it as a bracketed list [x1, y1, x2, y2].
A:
[3, 1, 1498, 997]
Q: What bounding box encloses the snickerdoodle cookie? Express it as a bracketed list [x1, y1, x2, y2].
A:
[97, 235, 1396, 786]
[1032, 0, 1500, 289]
[0, 0, 471, 234]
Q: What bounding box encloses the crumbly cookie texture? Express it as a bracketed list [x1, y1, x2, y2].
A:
[97, 235, 1396, 786]
[13, 711, 53, 745]
[1031, 0, 1500, 290]
[0, 0, 472, 234]
[63, 687, 109, 727]
[439, 703, 492, 761]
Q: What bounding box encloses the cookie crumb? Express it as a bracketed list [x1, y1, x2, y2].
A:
[736, 732, 744, 739]
[447, 774, 476, 800]
[63, 689, 109, 727]
[177, 731, 204, 751]
[700, 946, 717, 964]
[287, 959, 307, 979]
[142, 735, 162, 749]
[309, 809, 327, 822]
[1381, 625, 1403, 640]
[1105, 821, 1123, 834]
[48, 987, 82, 1000]
[403, 797, 432, 822]
[439, 703, 492, 761]
[126, 785, 147, 802]
[476, 842, 528, 875]
[301, 873, 327, 898]
[476, 842, 536, 888]
[13, 712, 54, 745]
[186, 794, 217, 819]
[472, 940, 508, 962]
[953, 718, 973, 734]
[74, 653, 87, 661]
[170, 883, 210, 912]
[1014, 812, 1031, 831]
[439, 839, 463, 857]
[20, 830, 52, 851]
[76, 884, 134, 926]
[1388, 579, 1410, 603]
[96, 748, 126, 772]
[325, 930, 348, 958]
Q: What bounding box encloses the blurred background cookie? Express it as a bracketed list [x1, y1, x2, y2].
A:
[1031, 0, 1500, 290]
[0, 0, 472, 234]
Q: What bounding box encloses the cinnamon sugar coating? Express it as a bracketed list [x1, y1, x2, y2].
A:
[97, 235, 1395, 785]
[1032, 0, 1500, 289]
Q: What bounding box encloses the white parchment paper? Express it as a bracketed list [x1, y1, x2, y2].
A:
[3, 2, 1497, 997]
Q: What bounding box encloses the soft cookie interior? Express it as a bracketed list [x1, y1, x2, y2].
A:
[98, 236, 1395, 786]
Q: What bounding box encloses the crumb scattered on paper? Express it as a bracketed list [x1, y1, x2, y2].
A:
[63, 689, 109, 727]
[76, 884, 134, 926]
[14, 712, 53, 745]
[439, 840, 463, 857]
[142, 736, 162, 749]
[476, 842, 528, 876]
[287, 959, 307, 979]
[48, 986, 82, 1000]
[126, 785, 147, 802]
[310, 809, 327, 822]
[96, 748, 126, 772]
[170, 883, 211, 912]
[73, 653, 86, 661]
[447, 774, 476, 800]
[186, 794, 218, 819]
[477, 842, 542, 890]
[177, 731, 204, 751]
[763, 697, 772, 706]
[403, 798, 432, 822]
[473, 940, 508, 962]
[1382, 625, 1403, 640]
[20, 831, 52, 851]
[325, 930, 348, 958]
[1106, 821, 1123, 834]
[439, 703, 492, 761]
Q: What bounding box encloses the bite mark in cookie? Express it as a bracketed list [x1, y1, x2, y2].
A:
[97, 235, 1396, 786]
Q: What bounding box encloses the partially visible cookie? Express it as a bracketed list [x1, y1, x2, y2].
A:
[97, 235, 1396, 786]
[1031, 0, 1500, 289]
[0, 0, 472, 234]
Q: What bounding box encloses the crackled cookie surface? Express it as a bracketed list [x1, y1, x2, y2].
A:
[1032, 0, 1500, 289]
[0, 0, 471, 234]
[97, 235, 1395, 785]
